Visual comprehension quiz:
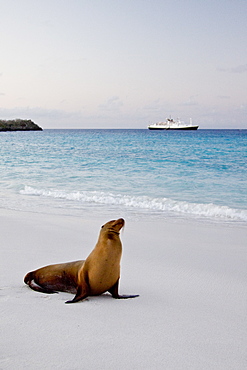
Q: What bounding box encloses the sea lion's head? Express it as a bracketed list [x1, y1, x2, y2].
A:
[101, 218, 125, 234]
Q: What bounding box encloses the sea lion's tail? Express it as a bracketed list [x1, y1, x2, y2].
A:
[24, 271, 57, 294]
[24, 271, 33, 285]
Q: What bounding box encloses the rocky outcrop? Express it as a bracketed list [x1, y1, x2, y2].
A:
[0, 119, 43, 132]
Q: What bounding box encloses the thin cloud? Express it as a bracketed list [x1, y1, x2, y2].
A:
[218, 95, 231, 99]
[143, 101, 163, 113]
[98, 96, 123, 111]
[180, 96, 199, 106]
[239, 104, 247, 111]
[217, 64, 247, 73]
[0, 106, 82, 120]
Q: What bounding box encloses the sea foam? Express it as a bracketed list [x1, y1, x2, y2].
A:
[20, 186, 247, 222]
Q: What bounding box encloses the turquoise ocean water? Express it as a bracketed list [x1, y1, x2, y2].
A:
[0, 129, 246, 224]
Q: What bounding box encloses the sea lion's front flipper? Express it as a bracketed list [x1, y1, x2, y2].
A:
[108, 280, 139, 299]
[108, 279, 120, 298]
[65, 271, 90, 304]
[65, 285, 88, 303]
[115, 294, 139, 299]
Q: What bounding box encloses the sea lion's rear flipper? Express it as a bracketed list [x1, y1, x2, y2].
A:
[29, 280, 58, 294]
[24, 271, 58, 294]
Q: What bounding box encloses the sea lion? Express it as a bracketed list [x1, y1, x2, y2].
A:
[24, 218, 139, 303]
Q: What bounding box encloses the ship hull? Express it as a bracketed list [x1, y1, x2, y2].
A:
[148, 126, 199, 130]
[166, 126, 198, 130]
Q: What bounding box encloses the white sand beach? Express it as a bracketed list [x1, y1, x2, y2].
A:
[0, 209, 246, 369]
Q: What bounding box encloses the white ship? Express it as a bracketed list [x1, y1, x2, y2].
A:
[148, 117, 199, 130]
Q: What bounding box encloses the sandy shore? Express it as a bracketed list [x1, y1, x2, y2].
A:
[0, 209, 246, 369]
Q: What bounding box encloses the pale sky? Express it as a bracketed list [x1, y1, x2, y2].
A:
[1, 0, 246, 129]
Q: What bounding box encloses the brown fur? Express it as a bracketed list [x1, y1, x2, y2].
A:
[24, 218, 139, 303]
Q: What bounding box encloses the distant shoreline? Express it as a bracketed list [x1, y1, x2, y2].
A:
[0, 119, 42, 132]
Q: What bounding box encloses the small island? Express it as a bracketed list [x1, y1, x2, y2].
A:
[0, 119, 43, 132]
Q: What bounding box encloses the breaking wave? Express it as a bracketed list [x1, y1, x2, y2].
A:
[20, 186, 247, 222]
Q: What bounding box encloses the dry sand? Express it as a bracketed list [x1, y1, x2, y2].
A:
[0, 209, 246, 369]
